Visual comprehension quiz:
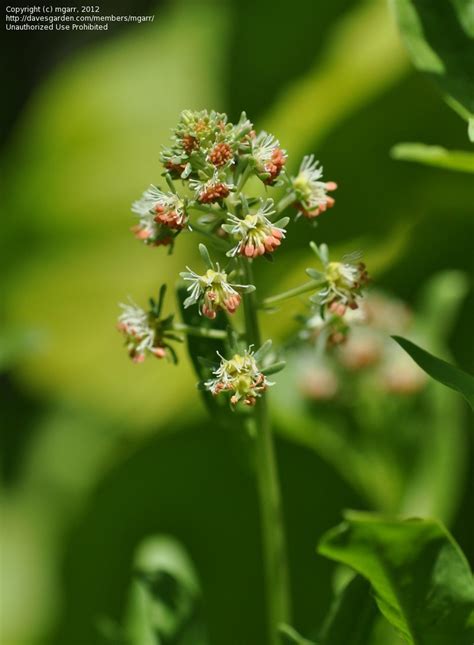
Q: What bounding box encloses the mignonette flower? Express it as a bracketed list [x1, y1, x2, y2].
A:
[117, 287, 180, 364]
[180, 265, 249, 319]
[131, 186, 187, 246]
[291, 155, 337, 218]
[307, 244, 369, 315]
[117, 301, 166, 363]
[205, 348, 272, 406]
[224, 199, 288, 258]
[251, 131, 287, 185]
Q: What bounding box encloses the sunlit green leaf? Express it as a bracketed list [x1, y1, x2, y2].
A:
[318, 512, 474, 645]
[393, 336, 474, 410]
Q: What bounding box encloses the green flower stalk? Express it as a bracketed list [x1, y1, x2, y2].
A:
[117, 109, 370, 645]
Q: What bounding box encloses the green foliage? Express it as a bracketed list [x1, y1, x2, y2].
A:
[391, 143, 474, 173]
[391, 0, 474, 138]
[279, 623, 317, 644]
[393, 336, 474, 410]
[318, 511, 474, 645]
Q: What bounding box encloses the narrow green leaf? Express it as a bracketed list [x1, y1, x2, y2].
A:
[261, 361, 286, 376]
[310, 242, 329, 265]
[253, 339, 272, 362]
[198, 243, 214, 270]
[305, 268, 325, 281]
[391, 143, 474, 173]
[391, 0, 474, 121]
[393, 336, 474, 410]
[318, 575, 377, 645]
[156, 284, 167, 318]
[273, 216, 290, 229]
[318, 512, 474, 645]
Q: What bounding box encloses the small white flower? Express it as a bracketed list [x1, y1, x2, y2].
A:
[251, 131, 287, 184]
[224, 199, 287, 258]
[291, 155, 337, 218]
[117, 301, 165, 362]
[205, 348, 272, 406]
[132, 185, 187, 233]
[313, 258, 369, 314]
[180, 266, 248, 318]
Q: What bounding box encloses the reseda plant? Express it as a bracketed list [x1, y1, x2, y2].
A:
[117, 109, 369, 645]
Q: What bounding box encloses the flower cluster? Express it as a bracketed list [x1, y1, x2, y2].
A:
[289, 155, 337, 218]
[160, 110, 245, 179]
[117, 301, 165, 362]
[131, 186, 187, 247]
[223, 200, 288, 258]
[117, 288, 180, 363]
[297, 291, 426, 401]
[249, 131, 287, 185]
[205, 348, 272, 406]
[181, 265, 249, 319]
[308, 244, 370, 316]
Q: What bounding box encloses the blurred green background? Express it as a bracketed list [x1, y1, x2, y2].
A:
[1, 0, 473, 643]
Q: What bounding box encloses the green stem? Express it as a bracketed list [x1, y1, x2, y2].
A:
[235, 161, 253, 194]
[173, 323, 227, 339]
[240, 259, 291, 645]
[261, 280, 323, 308]
[276, 191, 297, 214]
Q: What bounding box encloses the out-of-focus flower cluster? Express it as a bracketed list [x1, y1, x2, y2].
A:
[297, 290, 427, 401]
[117, 288, 180, 364]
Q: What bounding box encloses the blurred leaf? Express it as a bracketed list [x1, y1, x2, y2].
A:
[318, 512, 474, 645]
[391, 0, 474, 136]
[0, 328, 44, 371]
[124, 535, 206, 645]
[393, 336, 474, 410]
[318, 575, 377, 645]
[125, 581, 158, 645]
[391, 143, 474, 172]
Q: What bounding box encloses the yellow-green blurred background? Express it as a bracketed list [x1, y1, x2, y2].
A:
[1, 0, 473, 643]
